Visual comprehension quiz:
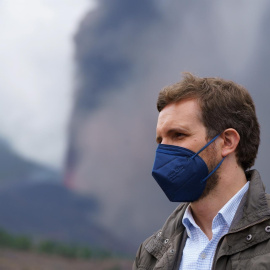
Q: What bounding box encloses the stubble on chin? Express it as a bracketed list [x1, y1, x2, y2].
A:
[197, 171, 219, 201]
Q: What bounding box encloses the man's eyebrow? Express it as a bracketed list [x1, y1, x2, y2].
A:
[167, 127, 189, 135]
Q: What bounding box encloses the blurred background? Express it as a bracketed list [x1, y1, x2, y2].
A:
[1, 0, 270, 267]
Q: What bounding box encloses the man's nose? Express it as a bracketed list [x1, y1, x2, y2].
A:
[161, 138, 173, 145]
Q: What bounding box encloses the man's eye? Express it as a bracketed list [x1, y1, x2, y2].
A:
[175, 133, 184, 138]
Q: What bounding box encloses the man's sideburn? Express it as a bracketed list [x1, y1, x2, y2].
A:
[196, 142, 220, 201]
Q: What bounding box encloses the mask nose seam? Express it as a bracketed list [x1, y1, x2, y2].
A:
[153, 156, 179, 170]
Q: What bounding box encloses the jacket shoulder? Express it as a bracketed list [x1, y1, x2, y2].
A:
[265, 193, 270, 207]
[160, 203, 188, 237]
[133, 234, 156, 270]
[133, 203, 188, 269]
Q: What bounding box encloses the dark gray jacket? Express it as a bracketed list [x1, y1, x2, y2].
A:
[133, 170, 270, 269]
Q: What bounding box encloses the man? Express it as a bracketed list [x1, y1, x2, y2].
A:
[133, 73, 270, 270]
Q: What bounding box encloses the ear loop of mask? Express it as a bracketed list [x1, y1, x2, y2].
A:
[190, 133, 226, 183]
[201, 157, 225, 183]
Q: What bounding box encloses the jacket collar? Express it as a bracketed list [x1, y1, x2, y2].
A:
[229, 169, 270, 232]
[216, 169, 270, 258]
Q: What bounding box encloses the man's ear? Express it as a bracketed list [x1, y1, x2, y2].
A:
[220, 128, 240, 158]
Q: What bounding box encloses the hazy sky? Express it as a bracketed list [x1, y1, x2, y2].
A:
[0, 0, 96, 168]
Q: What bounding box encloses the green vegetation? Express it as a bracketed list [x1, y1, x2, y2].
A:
[0, 229, 31, 250]
[37, 240, 93, 259]
[0, 228, 113, 260]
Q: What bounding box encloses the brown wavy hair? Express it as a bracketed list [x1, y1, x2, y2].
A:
[157, 73, 260, 170]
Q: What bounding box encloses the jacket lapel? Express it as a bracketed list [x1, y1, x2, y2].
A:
[215, 170, 270, 259]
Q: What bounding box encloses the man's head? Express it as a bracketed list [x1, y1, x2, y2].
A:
[157, 73, 260, 171]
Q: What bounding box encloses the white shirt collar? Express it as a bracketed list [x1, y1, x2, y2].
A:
[182, 181, 250, 236]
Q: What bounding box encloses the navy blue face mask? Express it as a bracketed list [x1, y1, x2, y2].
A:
[152, 134, 225, 202]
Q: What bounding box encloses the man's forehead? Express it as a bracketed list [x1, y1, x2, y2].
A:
[157, 99, 202, 129]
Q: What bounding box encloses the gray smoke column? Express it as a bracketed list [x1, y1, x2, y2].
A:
[66, 0, 270, 250]
[73, 0, 161, 111]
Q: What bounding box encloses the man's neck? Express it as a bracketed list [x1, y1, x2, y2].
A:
[190, 165, 247, 240]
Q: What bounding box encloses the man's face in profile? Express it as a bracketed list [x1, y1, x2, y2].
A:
[156, 98, 220, 200]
